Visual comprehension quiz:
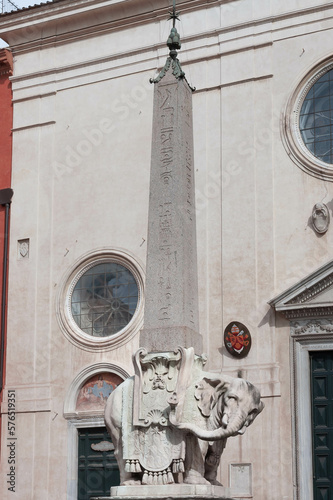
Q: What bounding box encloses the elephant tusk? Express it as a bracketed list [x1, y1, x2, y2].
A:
[222, 413, 228, 427]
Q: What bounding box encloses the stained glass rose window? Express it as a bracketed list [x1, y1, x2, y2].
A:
[71, 262, 139, 337]
[299, 68, 333, 164]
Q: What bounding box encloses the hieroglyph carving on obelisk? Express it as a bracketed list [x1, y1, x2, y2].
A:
[140, 5, 202, 354]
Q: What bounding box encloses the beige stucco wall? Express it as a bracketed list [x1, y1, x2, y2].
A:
[1, 0, 333, 499]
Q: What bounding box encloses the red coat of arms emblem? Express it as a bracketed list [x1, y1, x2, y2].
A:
[224, 321, 251, 358]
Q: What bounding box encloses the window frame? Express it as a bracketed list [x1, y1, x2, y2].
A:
[283, 58, 333, 181]
[57, 248, 144, 351]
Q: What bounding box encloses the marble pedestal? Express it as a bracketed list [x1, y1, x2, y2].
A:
[91, 484, 235, 500]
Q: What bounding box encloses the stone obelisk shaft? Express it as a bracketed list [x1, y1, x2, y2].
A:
[140, 69, 202, 354]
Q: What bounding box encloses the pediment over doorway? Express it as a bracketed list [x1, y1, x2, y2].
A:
[269, 260, 333, 319]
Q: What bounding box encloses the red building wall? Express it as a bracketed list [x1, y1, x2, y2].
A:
[0, 49, 13, 408]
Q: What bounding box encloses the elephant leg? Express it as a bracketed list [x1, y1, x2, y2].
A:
[184, 434, 210, 485]
[204, 438, 226, 486]
[109, 421, 137, 485]
[105, 388, 139, 486]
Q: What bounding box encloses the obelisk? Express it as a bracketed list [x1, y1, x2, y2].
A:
[104, 7, 262, 499]
[140, 5, 202, 354]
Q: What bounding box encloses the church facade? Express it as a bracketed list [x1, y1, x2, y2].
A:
[0, 1, 333, 499]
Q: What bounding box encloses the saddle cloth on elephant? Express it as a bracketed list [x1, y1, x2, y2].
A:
[122, 377, 185, 484]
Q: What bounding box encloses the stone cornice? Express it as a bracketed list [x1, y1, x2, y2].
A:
[285, 307, 333, 320]
[8, 38, 273, 95]
[0, 0, 236, 55]
[287, 272, 333, 305]
[269, 260, 333, 320]
[0, 0, 219, 40]
[1, 0, 333, 53]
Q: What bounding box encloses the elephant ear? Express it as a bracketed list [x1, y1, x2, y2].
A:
[194, 377, 229, 417]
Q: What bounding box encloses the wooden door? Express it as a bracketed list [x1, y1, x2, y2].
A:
[311, 351, 333, 500]
[77, 427, 120, 499]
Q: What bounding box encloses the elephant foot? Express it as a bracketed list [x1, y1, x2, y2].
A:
[121, 479, 141, 486]
[206, 478, 223, 486]
[184, 471, 210, 485]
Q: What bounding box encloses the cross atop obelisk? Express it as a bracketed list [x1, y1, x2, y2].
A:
[168, 0, 180, 28]
[140, 4, 202, 354]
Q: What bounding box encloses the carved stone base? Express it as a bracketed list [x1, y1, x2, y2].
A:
[90, 484, 234, 499]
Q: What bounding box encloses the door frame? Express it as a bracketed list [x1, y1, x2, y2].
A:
[67, 417, 107, 500]
[67, 417, 105, 500]
[292, 327, 333, 500]
[64, 363, 130, 500]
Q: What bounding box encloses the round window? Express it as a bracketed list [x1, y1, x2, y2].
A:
[299, 68, 333, 164]
[284, 59, 333, 181]
[71, 262, 139, 337]
[57, 249, 144, 351]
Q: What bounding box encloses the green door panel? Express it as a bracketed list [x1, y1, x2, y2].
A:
[78, 427, 120, 500]
[311, 351, 333, 500]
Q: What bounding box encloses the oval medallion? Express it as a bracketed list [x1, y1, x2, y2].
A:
[91, 440, 115, 452]
[224, 322, 251, 358]
[312, 203, 330, 234]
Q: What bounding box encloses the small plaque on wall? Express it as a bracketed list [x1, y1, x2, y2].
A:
[229, 463, 252, 496]
[224, 321, 251, 358]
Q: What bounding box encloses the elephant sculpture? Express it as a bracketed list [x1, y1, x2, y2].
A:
[168, 374, 264, 485]
[105, 347, 264, 486]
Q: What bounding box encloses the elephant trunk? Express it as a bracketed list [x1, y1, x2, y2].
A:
[169, 408, 246, 442]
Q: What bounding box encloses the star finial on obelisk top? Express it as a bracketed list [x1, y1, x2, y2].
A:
[168, 0, 180, 28]
[166, 0, 181, 52]
[150, 0, 194, 89]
